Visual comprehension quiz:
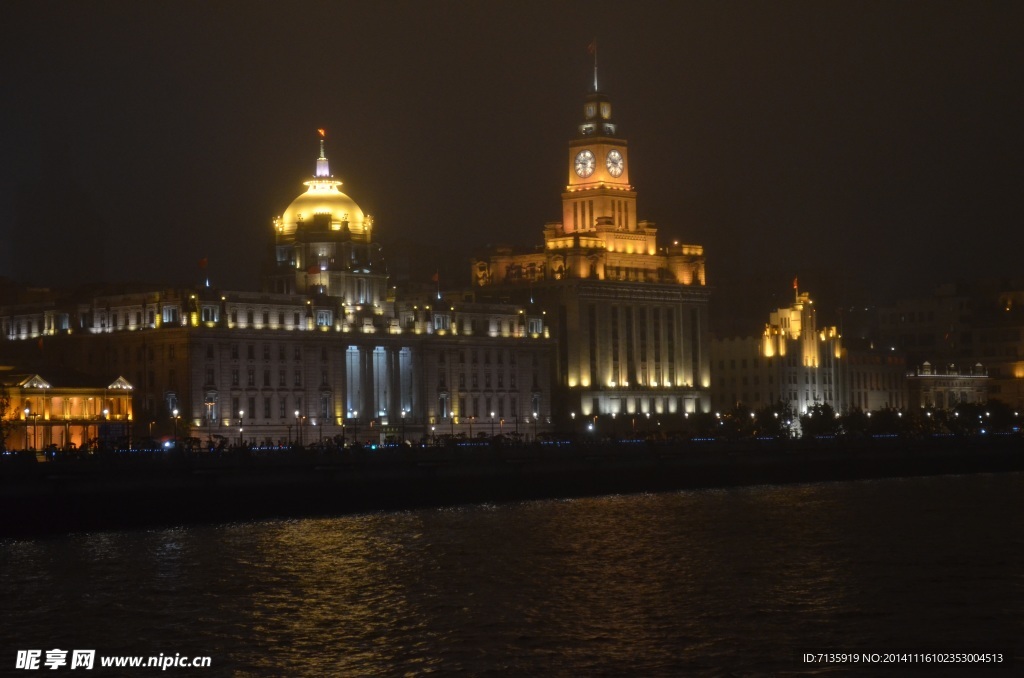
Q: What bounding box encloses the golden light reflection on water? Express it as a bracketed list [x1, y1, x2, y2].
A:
[2, 474, 1021, 676]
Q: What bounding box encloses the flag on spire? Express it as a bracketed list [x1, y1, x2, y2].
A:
[317, 128, 326, 138]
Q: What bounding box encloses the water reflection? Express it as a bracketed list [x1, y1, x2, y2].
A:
[1, 473, 1020, 675]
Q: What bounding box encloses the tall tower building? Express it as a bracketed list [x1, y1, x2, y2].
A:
[473, 75, 711, 421]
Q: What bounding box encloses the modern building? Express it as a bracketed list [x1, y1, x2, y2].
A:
[472, 81, 711, 423]
[0, 138, 554, 446]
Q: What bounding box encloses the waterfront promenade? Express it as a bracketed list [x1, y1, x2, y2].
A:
[2, 434, 1021, 537]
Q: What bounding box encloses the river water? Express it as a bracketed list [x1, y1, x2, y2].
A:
[3, 472, 1021, 676]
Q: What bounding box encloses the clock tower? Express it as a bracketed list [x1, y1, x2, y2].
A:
[562, 90, 636, 234]
[473, 67, 711, 422]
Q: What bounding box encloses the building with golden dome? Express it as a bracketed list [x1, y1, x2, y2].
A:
[473, 83, 712, 422]
[265, 133, 386, 308]
[1, 136, 554, 448]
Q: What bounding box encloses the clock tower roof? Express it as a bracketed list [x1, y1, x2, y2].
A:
[577, 90, 618, 138]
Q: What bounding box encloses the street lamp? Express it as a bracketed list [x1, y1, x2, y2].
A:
[401, 409, 406, 444]
[239, 409, 244, 446]
[172, 408, 180, 446]
[353, 410, 359, 446]
[490, 411, 495, 437]
[532, 411, 538, 440]
[205, 402, 214, 449]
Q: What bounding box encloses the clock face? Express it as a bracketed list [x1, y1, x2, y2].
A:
[574, 149, 595, 178]
[606, 149, 624, 177]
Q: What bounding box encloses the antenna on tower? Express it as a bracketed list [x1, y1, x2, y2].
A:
[588, 39, 598, 92]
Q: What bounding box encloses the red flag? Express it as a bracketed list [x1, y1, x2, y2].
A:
[431, 272, 439, 283]
[198, 257, 208, 269]
[793, 277, 798, 290]
[308, 264, 321, 275]
[587, 39, 597, 55]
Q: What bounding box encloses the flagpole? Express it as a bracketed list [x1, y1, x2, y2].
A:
[590, 38, 598, 92]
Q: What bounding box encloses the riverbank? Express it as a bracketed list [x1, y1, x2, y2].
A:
[2, 435, 1021, 537]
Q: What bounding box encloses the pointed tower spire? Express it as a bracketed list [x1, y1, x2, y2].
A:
[315, 128, 330, 178]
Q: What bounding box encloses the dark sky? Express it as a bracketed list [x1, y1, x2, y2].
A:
[3, 2, 1022, 321]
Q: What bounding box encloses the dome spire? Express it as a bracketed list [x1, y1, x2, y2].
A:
[315, 128, 330, 178]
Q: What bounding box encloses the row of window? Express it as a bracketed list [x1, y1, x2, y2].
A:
[437, 348, 539, 366]
[207, 366, 316, 388]
[438, 371, 541, 390]
[207, 343, 315, 362]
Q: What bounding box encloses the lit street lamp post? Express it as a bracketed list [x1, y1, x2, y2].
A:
[172, 408, 180, 447]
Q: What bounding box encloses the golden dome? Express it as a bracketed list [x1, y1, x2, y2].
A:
[274, 139, 370, 237]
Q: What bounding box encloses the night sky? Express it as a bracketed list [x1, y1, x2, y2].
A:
[3, 2, 1022, 326]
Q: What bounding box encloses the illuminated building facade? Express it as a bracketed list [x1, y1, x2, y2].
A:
[0, 139, 553, 446]
[473, 84, 711, 420]
[0, 368, 133, 451]
[906, 362, 988, 410]
[711, 288, 845, 414]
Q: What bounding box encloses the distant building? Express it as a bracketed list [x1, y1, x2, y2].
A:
[845, 343, 906, 411]
[0, 367, 133, 451]
[0, 138, 553, 446]
[711, 288, 844, 414]
[875, 281, 1024, 409]
[905, 361, 988, 410]
[473, 82, 711, 422]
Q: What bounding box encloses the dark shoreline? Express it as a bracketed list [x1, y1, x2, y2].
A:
[2, 436, 1022, 538]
